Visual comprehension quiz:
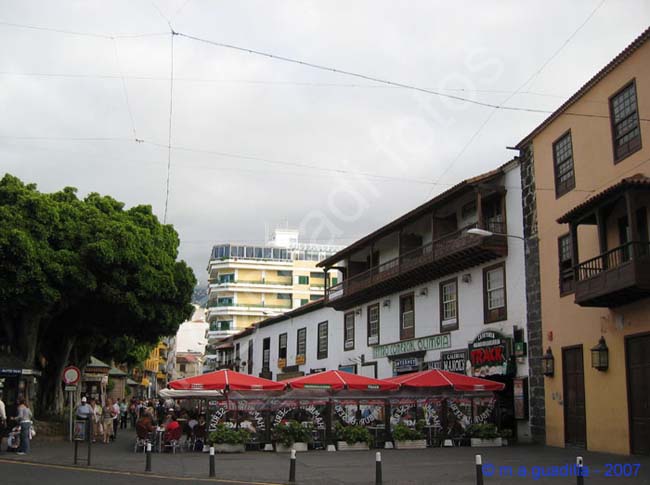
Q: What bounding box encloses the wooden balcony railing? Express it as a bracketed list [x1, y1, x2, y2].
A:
[575, 241, 650, 281]
[326, 222, 506, 302]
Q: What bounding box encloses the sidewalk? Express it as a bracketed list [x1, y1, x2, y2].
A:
[2, 430, 649, 484]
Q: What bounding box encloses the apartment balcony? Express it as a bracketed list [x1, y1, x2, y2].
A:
[325, 224, 507, 310]
[575, 242, 650, 307]
[208, 279, 292, 290]
[206, 329, 241, 341]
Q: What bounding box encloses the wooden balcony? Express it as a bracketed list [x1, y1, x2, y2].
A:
[575, 242, 650, 307]
[325, 224, 507, 310]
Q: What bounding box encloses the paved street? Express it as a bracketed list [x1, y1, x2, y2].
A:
[1, 432, 649, 484]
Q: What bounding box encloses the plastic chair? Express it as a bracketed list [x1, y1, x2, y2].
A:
[163, 426, 183, 453]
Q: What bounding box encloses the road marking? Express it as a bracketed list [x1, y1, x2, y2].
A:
[0, 458, 284, 485]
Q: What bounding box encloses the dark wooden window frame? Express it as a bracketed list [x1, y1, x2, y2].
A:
[296, 327, 307, 359]
[262, 337, 271, 371]
[483, 262, 507, 323]
[400, 292, 415, 340]
[552, 130, 576, 198]
[344, 312, 355, 351]
[558, 233, 575, 296]
[367, 303, 380, 347]
[439, 277, 459, 332]
[609, 79, 642, 164]
[317, 321, 328, 360]
[278, 332, 287, 360]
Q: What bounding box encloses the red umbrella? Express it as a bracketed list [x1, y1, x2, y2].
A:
[286, 369, 399, 391]
[168, 369, 285, 391]
[385, 369, 505, 392]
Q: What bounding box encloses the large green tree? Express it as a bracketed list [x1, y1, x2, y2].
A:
[0, 174, 196, 414]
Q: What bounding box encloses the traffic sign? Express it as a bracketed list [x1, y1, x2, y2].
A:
[64, 385, 77, 392]
[63, 366, 81, 385]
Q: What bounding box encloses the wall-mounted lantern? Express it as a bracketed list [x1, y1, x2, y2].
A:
[591, 336, 609, 372]
[541, 347, 554, 377]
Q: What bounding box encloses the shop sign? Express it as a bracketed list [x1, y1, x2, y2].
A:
[441, 349, 468, 374]
[394, 358, 419, 373]
[468, 330, 510, 377]
[424, 360, 442, 370]
[296, 355, 306, 365]
[372, 333, 451, 359]
[277, 358, 287, 369]
[514, 342, 527, 358]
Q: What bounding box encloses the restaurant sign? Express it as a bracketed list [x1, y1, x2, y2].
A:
[394, 358, 419, 373]
[441, 349, 468, 374]
[372, 333, 451, 359]
[469, 330, 510, 377]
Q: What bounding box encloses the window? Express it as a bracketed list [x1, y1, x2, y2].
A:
[440, 278, 459, 331]
[483, 263, 507, 323]
[218, 273, 235, 283]
[400, 293, 415, 340]
[262, 337, 270, 371]
[296, 328, 307, 362]
[558, 234, 574, 295]
[277, 293, 292, 300]
[212, 320, 231, 331]
[300, 299, 309, 306]
[298, 276, 309, 285]
[310, 294, 321, 301]
[179, 363, 186, 372]
[610, 80, 641, 162]
[344, 312, 355, 350]
[278, 333, 287, 359]
[367, 304, 380, 346]
[247, 342, 253, 374]
[331, 277, 338, 285]
[277, 270, 293, 277]
[553, 131, 575, 197]
[217, 297, 233, 306]
[310, 272, 325, 279]
[317, 321, 328, 359]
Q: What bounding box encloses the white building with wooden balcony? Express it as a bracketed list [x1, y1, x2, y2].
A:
[228, 159, 532, 442]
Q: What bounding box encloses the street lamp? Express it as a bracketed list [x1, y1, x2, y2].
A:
[591, 336, 609, 372]
[541, 347, 555, 377]
[467, 227, 525, 241]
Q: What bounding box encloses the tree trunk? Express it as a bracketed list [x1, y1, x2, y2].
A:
[38, 336, 74, 416]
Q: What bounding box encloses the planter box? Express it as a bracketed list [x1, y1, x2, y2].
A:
[275, 442, 308, 453]
[394, 439, 427, 450]
[471, 438, 502, 448]
[337, 441, 370, 451]
[213, 443, 245, 453]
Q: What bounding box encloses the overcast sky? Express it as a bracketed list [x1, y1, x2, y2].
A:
[1, 1, 648, 284]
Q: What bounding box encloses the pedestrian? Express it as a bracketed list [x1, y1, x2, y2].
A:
[16, 400, 32, 455]
[111, 399, 119, 440]
[101, 398, 114, 444]
[75, 396, 93, 419]
[89, 398, 101, 443]
[119, 399, 128, 429]
[0, 390, 6, 453]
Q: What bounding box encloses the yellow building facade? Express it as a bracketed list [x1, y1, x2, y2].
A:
[518, 28, 650, 455]
[205, 230, 342, 345]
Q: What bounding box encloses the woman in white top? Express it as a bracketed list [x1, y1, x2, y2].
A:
[16, 400, 32, 455]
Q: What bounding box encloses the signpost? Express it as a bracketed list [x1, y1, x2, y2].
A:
[62, 366, 81, 441]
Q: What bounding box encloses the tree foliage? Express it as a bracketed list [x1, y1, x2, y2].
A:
[0, 174, 196, 413]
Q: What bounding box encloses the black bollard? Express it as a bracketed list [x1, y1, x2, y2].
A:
[576, 456, 584, 485]
[289, 449, 296, 483]
[375, 452, 383, 485]
[209, 446, 216, 478]
[145, 442, 152, 472]
[476, 454, 484, 485]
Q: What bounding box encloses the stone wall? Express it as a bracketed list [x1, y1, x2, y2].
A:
[519, 146, 546, 444]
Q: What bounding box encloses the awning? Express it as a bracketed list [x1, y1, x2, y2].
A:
[168, 369, 285, 391]
[385, 369, 505, 392]
[285, 370, 399, 391]
[159, 388, 224, 399]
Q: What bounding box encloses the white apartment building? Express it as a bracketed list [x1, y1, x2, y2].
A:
[229, 160, 532, 441]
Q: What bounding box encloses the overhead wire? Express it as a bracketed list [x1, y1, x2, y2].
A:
[163, 32, 175, 224]
[0, 20, 168, 39]
[111, 38, 138, 140]
[425, 0, 608, 199]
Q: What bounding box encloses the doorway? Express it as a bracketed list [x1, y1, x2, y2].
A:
[563, 346, 586, 447]
[626, 333, 650, 454]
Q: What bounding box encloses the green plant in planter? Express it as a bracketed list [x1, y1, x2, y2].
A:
[392, 424, 423, 441]
[499, 428, 513, 439]
[467, 423, 500, 440]
[208, 424, 250, 445]
[335, 423, 372, 445]
[272, 420, 312, 447]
